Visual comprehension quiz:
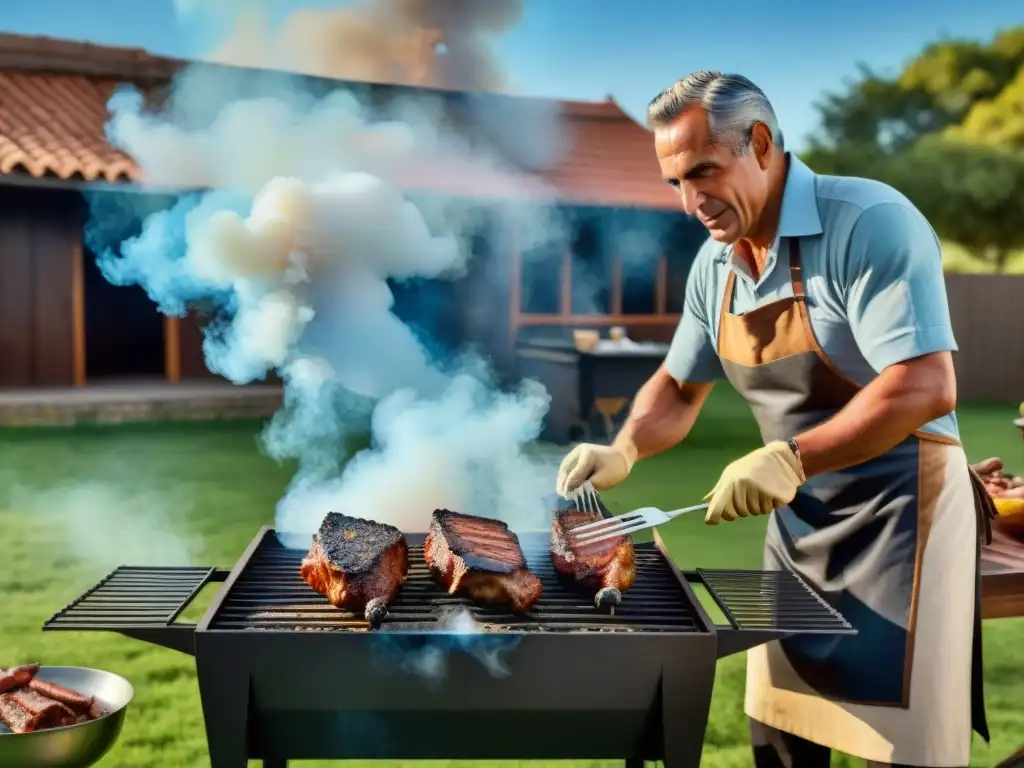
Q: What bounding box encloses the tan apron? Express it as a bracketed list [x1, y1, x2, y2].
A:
[715, 239, 992, 766]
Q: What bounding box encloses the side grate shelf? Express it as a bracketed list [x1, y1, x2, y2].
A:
[697, 568, 855, 634]
[42, 566, 225, 654]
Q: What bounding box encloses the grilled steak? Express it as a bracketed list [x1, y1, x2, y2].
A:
[424, 509, 543, 613]
[0, 663, 39, 695]
[299, 513, 409, 627]
[551, 506, 636, 608]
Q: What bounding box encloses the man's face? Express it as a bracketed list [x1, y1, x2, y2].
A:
[654, 107, 772, 244]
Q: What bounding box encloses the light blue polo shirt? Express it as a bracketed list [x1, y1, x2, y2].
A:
[665, 154, 960, 442]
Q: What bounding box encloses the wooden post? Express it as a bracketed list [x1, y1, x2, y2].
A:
[70, 239, 86, 387]
[164, 315, 181, 383]
[655, 255, 668, 315]
[559, 248, 572, 317]
[610, 256, 623, 315]
[508, 238, 522, 347]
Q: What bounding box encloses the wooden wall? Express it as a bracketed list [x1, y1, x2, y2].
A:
[946, 275, 1024, 404]
[177, 313, 217, 380]
[0, 186, 80, 387]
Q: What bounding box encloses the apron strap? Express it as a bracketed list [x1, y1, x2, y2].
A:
[717, 269, 737, 349]
[789, 238, 806, 298]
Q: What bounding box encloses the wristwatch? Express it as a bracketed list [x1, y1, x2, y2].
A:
[786, 437, 801, 462]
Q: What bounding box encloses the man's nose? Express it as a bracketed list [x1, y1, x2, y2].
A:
[679, 185, 702, 216]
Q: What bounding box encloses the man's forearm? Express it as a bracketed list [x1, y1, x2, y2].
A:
[613, 368, 715, 462]
[796, 352, 957, 478]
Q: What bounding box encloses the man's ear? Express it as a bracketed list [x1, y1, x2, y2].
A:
[750, 123, 774, 170]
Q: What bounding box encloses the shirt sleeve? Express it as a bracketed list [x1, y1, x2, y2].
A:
[664, 243, 724, 382]
[844, 202, 958, 373]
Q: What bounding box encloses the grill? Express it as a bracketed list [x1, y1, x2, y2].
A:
[44, 502, 854, 768]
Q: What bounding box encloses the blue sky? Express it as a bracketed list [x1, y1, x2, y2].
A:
[1, 0, 1020, 149]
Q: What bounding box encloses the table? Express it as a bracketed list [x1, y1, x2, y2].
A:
[982, 529, 1024, 768]
[515, 339, 669, 444]
[981, 528, 1024, 619]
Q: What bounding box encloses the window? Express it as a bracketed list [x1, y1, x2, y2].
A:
[612, 211, 663, 315]
[663, 215, 707, 313]
[520, 241, 561, 314]
[571, 216, 611, 315]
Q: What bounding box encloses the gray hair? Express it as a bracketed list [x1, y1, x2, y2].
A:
[646, 71, 784, 153]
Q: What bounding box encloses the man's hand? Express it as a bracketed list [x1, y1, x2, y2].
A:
[556, 443, 637, 497]
[703, 441, 805, 525]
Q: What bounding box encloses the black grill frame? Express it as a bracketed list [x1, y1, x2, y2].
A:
[43, 515, 855, 768]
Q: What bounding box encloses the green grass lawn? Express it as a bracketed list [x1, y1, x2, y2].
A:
[0, 386, 1021, 767]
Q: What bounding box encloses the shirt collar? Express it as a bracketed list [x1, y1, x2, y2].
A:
[777, 153, 823, 238]
[713, 152, 822, 267]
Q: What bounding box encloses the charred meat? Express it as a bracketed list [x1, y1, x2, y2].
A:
[551, 506, 636, 608]
[0, 665, 109, 734]
[299, 513, 409, 627]
[0, 664, 39, 696]
[424, 509, 542, 613]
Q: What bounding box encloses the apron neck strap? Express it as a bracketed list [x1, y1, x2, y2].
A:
[789, 238, 805, 298]
[717, 269, 737, 343]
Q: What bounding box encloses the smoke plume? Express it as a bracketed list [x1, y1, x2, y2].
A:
[8, 481, 200, 573]
[178, 0, 523, 93]
[86, 1, 566, 556]
[372, 607, 519, 681]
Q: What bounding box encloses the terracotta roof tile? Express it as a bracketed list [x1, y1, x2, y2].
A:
[0, 34, 679, 210]
[0, 72, 140, 182]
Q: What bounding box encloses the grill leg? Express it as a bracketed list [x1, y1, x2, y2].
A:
[661, 649, 717, 768]
[262, 761, 287, 768]
[196, 647, 250, 768]
[625, 760, 645, 768]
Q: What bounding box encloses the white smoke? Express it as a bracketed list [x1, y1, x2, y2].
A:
[8, 481, 200, 572]
[88, 2, 566, 542]
[178, 0, 525, 93]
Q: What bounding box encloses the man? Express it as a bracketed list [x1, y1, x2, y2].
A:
[556, 71, 992, 768]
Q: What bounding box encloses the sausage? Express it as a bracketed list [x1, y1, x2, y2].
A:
[0, 664, 40, 695]
[27, 679, 94, 715]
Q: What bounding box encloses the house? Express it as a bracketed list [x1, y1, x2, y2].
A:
[0, 33, 703, 390]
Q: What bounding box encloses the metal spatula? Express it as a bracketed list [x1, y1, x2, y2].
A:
[568, 502, 709, 545]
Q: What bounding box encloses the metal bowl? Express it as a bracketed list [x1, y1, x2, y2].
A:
[0, 666, 133, 767]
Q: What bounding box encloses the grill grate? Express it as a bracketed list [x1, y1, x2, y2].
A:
[44, 566, 219, 631]
[208, 533, 702, 633]
[697, 568, 854, 634]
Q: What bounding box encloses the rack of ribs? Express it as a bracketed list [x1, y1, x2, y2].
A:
[551, 506, 636, 608]
[0, 688, 78, 732]
[0, 665, 108, 734]
[424, 509, 543, 614]
[299, 513, 409, 628]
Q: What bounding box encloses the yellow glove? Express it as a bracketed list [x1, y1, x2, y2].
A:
[556, 442, 637, 497]
[703, 441, 805, 525]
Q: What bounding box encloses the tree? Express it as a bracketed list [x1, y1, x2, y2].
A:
[950, 64, 1024, 149]
[880, 138, 1024, 273]
[802, 25, 1024, 273]
[807, 27, 1024, 153]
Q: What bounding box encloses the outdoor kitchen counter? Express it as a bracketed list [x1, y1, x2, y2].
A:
[981, 528, 1024, 619]
[516, 338, 670, 443]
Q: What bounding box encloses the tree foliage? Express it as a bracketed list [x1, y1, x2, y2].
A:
[801, 26, 1024, 272]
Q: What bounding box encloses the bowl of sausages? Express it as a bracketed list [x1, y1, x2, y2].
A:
[0, 663, 133, 767]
